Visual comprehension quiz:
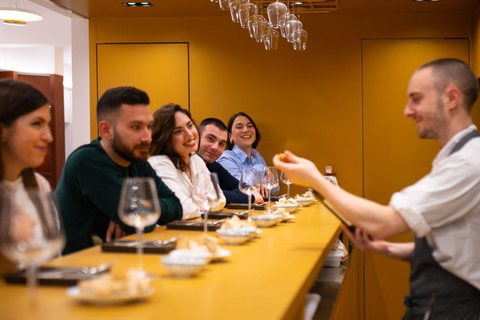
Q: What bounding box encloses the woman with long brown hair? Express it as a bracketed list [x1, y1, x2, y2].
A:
[0, 79, 54, 275]
[148, 103, 226, 220]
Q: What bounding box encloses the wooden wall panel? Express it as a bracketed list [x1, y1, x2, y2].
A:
[94, 43, 189, 137]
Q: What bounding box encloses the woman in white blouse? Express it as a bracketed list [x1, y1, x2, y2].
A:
[148, 103, 226, 220]
[0, 80, 54, 275]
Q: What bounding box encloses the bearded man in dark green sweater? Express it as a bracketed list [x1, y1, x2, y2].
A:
[55, 86, 182, 254]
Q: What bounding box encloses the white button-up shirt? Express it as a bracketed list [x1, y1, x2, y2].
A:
[390, 124, 480, 290]
[148, 154, 226, 220]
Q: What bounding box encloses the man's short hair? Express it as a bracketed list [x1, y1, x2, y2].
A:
[97, 86, 150, 123]
[418, 58, 479, 112]
[198, 118, 227, 136]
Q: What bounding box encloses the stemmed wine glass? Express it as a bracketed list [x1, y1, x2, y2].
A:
[261, 166, 279, 212]
[280, 171, 292, 199]
[0, 188, 65, 310]
[267, 0, 288, 29]
[239, 168, 260, 222]
[192, 173, 220, 233]
[118, 177, 160, 273]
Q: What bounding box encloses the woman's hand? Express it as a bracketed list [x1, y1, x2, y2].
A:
[253, 192, 264, 203]
[260, 185, 269, 197]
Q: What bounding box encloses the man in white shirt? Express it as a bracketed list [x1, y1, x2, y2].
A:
[274, 58, 480, 319]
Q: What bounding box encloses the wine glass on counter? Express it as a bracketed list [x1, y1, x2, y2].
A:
[118, 177, 160, 272]
[192, 173, 221, 233]
[0, 188, 65, 310]
[280, 170, 292, 199]
[239, 168, 260, 222]
[261, 166, 279, 212]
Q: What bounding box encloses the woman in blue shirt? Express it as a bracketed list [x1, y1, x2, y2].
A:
[217, 112, 279, 196]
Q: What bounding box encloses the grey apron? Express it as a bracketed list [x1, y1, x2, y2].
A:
[403, 129, 480, 320]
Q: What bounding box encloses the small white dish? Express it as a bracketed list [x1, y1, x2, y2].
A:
[251, 215, 278, 228]
[282, 214, 295, 222]
[168, 249, 213, 263]
[161, 256, 207, 277]
[211, 248, 232, 261]
[273, 203, 301, 212]
[295, 197, 315, 206]
[216, 229, 251, 245]
[66, 285, 154, 305]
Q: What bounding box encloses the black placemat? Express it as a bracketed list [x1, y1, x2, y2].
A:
[226, 203, 267, 210]
[166, 220, 222, 231]
[4, 267, 108, 286]
[263, 196, 281, 202]
[101, 240, 176, 254]
[201, 211, 248, 220]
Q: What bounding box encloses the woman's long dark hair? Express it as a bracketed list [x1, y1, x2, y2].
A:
[0, 80, 51, 260]
[0, 80, 49, 188]
[226, 112, 262, 150]
[149, 103, 198, 172]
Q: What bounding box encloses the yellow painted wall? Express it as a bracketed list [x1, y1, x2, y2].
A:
[89, 11, 473, 320]
[89, 12, 471, 197]
[471, 5, 480, 127]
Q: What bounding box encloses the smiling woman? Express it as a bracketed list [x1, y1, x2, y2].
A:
[0, 79, 55, 275]
[148, 103, 226, 220]
[217, 112, 279, 196]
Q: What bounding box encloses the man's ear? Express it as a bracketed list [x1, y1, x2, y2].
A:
[445, 86, 462, 111]
[99, 120, 114, 141]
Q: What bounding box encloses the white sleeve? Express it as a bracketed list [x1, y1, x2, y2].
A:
[390, 156, 480, 237]
[148, 156, 200, 220]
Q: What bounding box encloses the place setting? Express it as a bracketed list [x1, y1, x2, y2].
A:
[66, 268, 156, 305]
[101, 235, 183, 254]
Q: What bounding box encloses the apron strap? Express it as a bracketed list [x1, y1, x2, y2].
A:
[449, 129, 480, 155]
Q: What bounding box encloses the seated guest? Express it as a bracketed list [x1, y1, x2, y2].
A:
[217, 112, 279, 195]
[148, 104, 226, 220]
[55, 87, 182, 255]
[0, 80, 55, 275]
[197, 118, 263, 204]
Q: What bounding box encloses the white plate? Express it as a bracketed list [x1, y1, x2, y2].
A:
[169, 249, 213, 263]
[273, 204, 301, 212]
[282, 214, 295, 222]
[67, 286, 154, 305]
[295, 198, 315, 206]
[212, 248, 231, 261]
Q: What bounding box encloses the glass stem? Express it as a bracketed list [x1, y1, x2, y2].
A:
[27, 264, 37, 310]
[287, 184, 290, 199]
[247, 192, 252, 222]
[268, 189, 272, 213]
[136, 227, 144, 271]
[204, 209, 209, 234]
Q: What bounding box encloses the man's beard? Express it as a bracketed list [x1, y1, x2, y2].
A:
[112, 134, 150, 164]
[417, 99, 447, 140]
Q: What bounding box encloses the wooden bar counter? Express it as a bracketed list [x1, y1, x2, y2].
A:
[0, 203, 341, 320]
